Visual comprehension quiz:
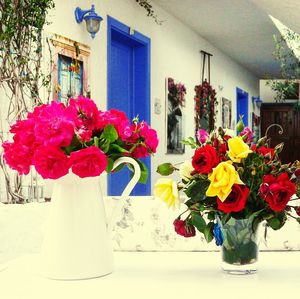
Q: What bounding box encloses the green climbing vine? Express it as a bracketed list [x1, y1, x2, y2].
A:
[0, 0, 55, 203]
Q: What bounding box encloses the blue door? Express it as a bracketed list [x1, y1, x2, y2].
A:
[107, 16, 151, 196]
[236, 87, 249, 126]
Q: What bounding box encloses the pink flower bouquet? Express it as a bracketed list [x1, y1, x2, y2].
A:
[3, 97, 158, 179]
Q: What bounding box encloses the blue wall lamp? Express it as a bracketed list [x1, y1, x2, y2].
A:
[74, 5, 103, 38]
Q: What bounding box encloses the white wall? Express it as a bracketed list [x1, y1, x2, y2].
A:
[260, 80, 277, 102]
[45, 0, 259, 194]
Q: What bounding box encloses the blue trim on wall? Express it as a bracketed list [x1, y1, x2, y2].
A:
[107, 16, 151, 196]
[236, 87, 249, 126]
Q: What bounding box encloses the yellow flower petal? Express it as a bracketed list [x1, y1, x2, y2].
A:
[154, 178, 180, 209]
[227, 137, 252, 163]
[205, 161, 244, 202]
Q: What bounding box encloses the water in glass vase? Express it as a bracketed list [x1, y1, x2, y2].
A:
[221, 217, 259, 275]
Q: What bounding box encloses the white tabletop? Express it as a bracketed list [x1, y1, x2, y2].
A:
[1, 251, 300, 299]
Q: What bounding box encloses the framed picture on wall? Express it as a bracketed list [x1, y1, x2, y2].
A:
[221, 97, 232, 128]
[166, 77, 186, 154]
[49, 34, 90, 104]
[252, 112, 261, 142]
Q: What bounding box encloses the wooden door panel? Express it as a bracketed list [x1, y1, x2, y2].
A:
[261, 104, 299, 164]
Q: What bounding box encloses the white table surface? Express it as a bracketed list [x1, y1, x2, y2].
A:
[1, 251, 300, 299]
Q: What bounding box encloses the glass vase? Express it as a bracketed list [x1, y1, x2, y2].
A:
[221, 217, 260, 275]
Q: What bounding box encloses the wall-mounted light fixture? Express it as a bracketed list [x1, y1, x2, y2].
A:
[74, 5, 103, 38]
[252, 96, 263, 109]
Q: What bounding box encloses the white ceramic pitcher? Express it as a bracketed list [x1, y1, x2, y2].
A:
[39, 157, 141, 280]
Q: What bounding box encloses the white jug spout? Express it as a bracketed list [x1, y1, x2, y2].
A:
[107, 157, 141, 234]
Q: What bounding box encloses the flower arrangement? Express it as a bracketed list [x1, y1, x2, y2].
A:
[155, 121, 300, 244]
[2, 97, 158, 180]
[194, 80, 217, 132]
[167, 78, 186, 108]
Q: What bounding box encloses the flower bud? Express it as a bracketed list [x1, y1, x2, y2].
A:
[236, 117, 245, 133]
[274, 142, 284, 155]
[156, 163, 176, 176]
[179, 161, 194, 181]
[256, 136, 268, 147]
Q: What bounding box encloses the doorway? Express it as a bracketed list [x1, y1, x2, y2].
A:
[260, 103, 300, 164]
[236, 87, 249, 126]
[107, 16, 151, 196]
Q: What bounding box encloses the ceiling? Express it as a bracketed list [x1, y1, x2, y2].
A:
[153, 0, 300, 79]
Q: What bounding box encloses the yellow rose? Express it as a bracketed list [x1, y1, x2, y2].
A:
[227, 136, 252, 163]
[179, 161, 194, 181]
[154, 178, 180, 209]
[206, 161, 244, 202]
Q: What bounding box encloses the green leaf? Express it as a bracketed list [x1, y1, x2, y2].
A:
[267, 214, 286, 230]
[204, 222, 215, 243]
[156, 163, 176, 176]
[101, 124, 118, 142]
[191, 212, 206, 233]
[136, 160, 148, 184]
[110, 144, 129, 153]
[94, 136, 99, 148]
[184, 179, 210, 202]
[100, 140, 110, 154]
[106, 158, 114, 173]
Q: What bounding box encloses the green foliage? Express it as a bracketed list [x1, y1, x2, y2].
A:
[184, 179, 210, 205]
[0, 0, 55, 119]
[191, 212, 206, 233]
[156, 163, 176, 176]
[181, 137, 199, 149]
[266, 29, 300, 103]
[101, 125, 118, 143]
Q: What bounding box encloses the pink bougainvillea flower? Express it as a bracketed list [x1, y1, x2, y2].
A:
[69, 146, 108, 178]
[2, 142, 33, 175]
[32, 146, 70, 179]
[33, 101, 76, 147]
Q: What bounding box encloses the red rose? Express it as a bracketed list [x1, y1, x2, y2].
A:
[69, 146, 108, 178]
[217, 184, 249, 213]
[173, 219, 196, 238]
[296, 207, 300, 216]
[32, 146, 69, 179]
[259, 172, 296, 212]
[257, 146, 275, 159]
[192, 145, 219, 174]
[219, 143, 228, 161]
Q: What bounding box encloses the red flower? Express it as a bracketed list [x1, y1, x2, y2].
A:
[219, 143, 228, 161]
[32, 146, 69, 179]
[257, 146, 275, 159]
[2, 142, 33, 175]
[69, 146, 108, 178]
[217, 184, 249, 213]
[173, 219, 196, 238]
[259, 172, 296, 212]
[192, 145, 219, 174]
[296, 207, 300, 216]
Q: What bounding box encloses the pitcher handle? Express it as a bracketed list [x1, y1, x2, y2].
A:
[107, 157, 141, 234]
